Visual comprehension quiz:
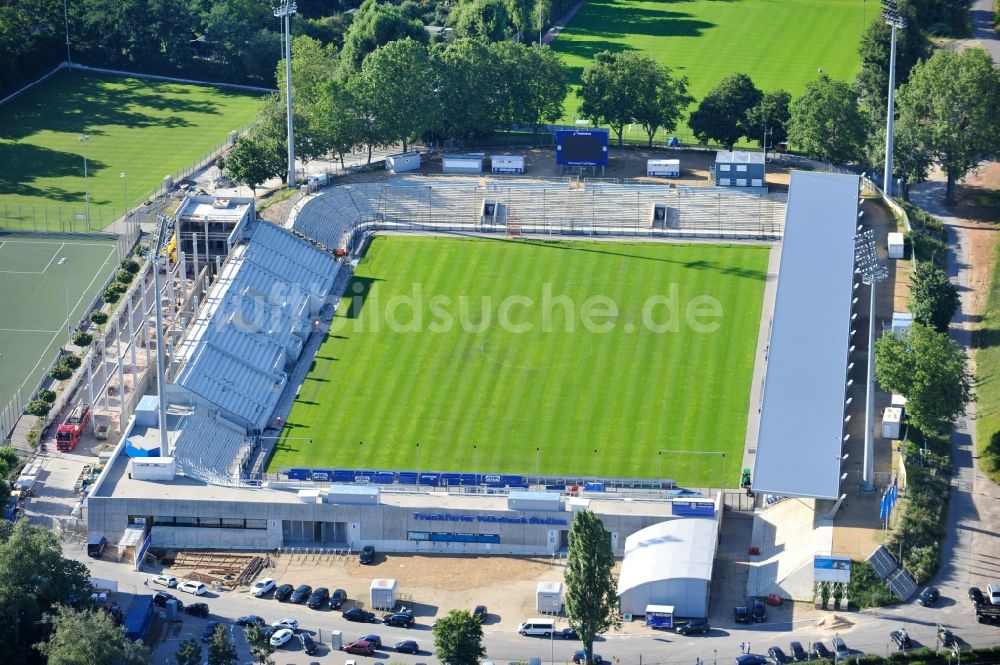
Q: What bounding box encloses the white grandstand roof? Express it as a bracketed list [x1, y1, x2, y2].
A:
[617, 518, 718, 595]
[751, 171, 860, 500]
[173, 221, 336, 431]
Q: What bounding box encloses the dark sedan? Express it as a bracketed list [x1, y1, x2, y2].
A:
[675, 619, 711, 636]
[183, 603, 208, 617]
[330, 588, 347, 609]
[235, 615, 264, 627]
[970, 587, 986, 605]
[768, 646, 790, 664]
[395, 640, 419, 654]
[890, 629, 912, 649]
[812, 642, 832, 660]
[751, 599, 767, 623]
[559, 627, 579, 640]
[343, 607, 376, 623]
[290, 584, 312, 604]
[918, 587, 940, 607]
[298, 632, 318, 655]
[274, 584, 294, 602]
[307, 587, 330, 609]
[789, 641, 807, 662]
[572, 650, 603, 664]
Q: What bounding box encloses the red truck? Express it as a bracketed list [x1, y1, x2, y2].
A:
[56, 404, 91, 451]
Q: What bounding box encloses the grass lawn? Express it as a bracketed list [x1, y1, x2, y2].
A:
[269, 236, 768, 485]
[0, 70, 262, 231]
[0, 234, 119, 415]
[551, 0, 867, 143]
[976, 240, 1000, 485]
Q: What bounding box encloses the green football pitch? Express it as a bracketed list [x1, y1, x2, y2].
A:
[0, 70, 261, 231]
[0, 233, 119, 416]
[551, 0, 867, 143]
[269, 236, 769, 485]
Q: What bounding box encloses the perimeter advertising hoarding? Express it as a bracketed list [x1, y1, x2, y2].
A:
[556, 130, 609, 166]
[814, 555, 852, 583]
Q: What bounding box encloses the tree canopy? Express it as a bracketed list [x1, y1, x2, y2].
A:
[340, 0, 428, 73]
[36, 605, 151, 665]
[895, 48, 1000, 202]
[564, 510, 620, 665]
[875, 323, 972, 436]
[787, 74, 866, 164]
[909, 261, 960, 334]
[432, 609, 486, 665]
[175, 639, 202, 665]
[207, 623, 237, 665]
[743, 89, 791, 155]
[687, 73, 762, 149]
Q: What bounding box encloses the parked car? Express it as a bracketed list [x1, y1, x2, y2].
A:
[751, 599, 767, 623]
[937, 626, 955, 647]
[201, 621, 221, 642]
[178, 580, 206, 596]
[473, 605, 488, 622]
[767, 646, 790, 664]
[330, 588, 347, 609]
[343, 608, 376, 623]
[395, 640, 419, 654]
[344, 639, 376, 656]
[832, 636, 850, 660]
[988, 583, 1000, 605]
[274, 584, 294, 602]
[251, 578, 276, 597]
[271, 618, 299, 630]
[559, 627, 579, 640]
[298, 632, 318, 655]
[789, 641, 806, 662]
[969, 587, 986, 605]
[236, 615, 265, 627]
[270, 628, 294, 647]
[918, 587, 941, 607]
[290, 584, 312, 604]
[384, 611, 415, 627]
[362, 634, 382, 649]
[890, 628, 912, 649]
[812, 642, 832, 660]
[360, 545, 376, 565]
[153, 592, 181, 609]
[676, 619, 711, 636]
[572, 649, 603, 664]
[733, 606, 750, 623]
[152, 574, 177, 588]
[184, 603, 209, 618]
[735, 656, 767, 665]
[307, 587, 329, 609]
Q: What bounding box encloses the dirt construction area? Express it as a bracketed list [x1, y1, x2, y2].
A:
[166, 551, 636, 633]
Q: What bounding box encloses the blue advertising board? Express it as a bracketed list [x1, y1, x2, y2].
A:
[556, 129, 609, 166]
[670, 500, 716, 517]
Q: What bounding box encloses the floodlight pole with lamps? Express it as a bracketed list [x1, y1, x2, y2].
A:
[882, 1, 907, 197]
[854, 229, 888, 492]
[274, 0, 297, 188]
[58, 257, 70, 346]
[120, 172, 128, 233]
[63, 0, 71, 63]
[79, 136, 91, 229]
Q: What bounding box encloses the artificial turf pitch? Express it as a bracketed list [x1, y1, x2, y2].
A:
[0, 70, 261, 230]
[269, 237, 769, 485]
[551, 0, 867, 142]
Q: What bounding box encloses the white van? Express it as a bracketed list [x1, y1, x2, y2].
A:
[518, 618, 556, 637]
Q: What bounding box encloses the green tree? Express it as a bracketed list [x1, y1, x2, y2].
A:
[0, 446, 17, 513]
[340, 0, 427, 73]
[490, 41, 569, 130]
[431, 38, 499, 140]
[875, 323, 972, 435]
[894, 48, 1000, 202]
[432, 609, 486, 665]
[909, 261, 960, 333]
[175, 639, 202, 665]
[633, 61, 692, 148]
[688, 73, 762, 149]
[199, 0, 280, 82]
[453, 0, 511, 42]
[218, 133, 283, 194]
[743, 89, 791, 157]
[787, 74, 866, 164]
[36, 605, 151, 665]
[564, 510, 620, 665]
[244, 623, 276, 665]
[578, 51, 671, 146]
[207, 623, 237, 665]
[355, 38, 437, 152]
[311, 82, 363, 168]
[0, 521, 92, 663]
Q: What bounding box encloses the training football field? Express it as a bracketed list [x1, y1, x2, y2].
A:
[269, 237, 769, 485]
[0, 234, 119, 416]
[551, 0, 867, 142]
[0, 70, 261, 231]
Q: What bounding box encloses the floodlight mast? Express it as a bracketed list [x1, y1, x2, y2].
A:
[882, 1, 907, 197]
[148, 215, 174, 456]
[854, 229, 888, 493]
[275, 0, 297, 188]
